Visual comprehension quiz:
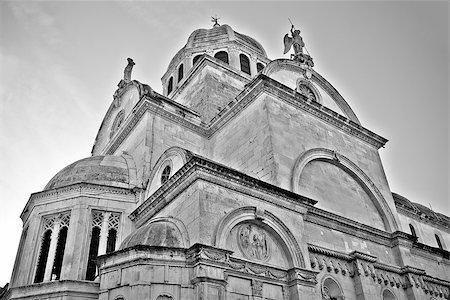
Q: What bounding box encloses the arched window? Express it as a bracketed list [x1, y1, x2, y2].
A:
[156, 295, 173, 300]
[106, 228, 117, 253]
[435, 234, 443, 249]
[214, 51, 229, 64]
[193, 55, 202, 65]
[34, 229, 52, 283]
[409, 224, 417, 237]
[256, 62, 265, 73]
[51, 226, 68, 280]
[110, 109, 125, 138]
[161, 165, 171, 184]
[240, 54, 251, 75]
[86, 226, 101, 281]
[178, 64, 184, 82]
[167, 77, 173, 95]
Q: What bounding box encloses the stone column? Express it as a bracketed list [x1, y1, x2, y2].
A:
[44, 220, 60, 281]
[250, 55, 258, 77]
[98, 212, 111, 256]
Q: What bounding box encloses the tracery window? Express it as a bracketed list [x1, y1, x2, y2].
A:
[86, 211, 121, 281]
[167, 77, 173, 95]
[34, 212, 71, 283]
[178, 64, 184, 82]
[214, 51, 229, 64]
[240, 53, 251, 75]
[161, 165, 171, 184]
[256, 62, 265, 73]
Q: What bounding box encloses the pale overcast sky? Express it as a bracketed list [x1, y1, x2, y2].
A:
[0, 1, 448, 286]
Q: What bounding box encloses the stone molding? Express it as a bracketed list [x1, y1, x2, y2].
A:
[8, 280, 99, 299]
[396, 205, 450, 233]
[21, 182, 137, 222]
[291, 147, 399, 232]
[262, 59, 359, 124]
[130, 154, 315, 226]
[99, 73, 388, 156]
[308, 244, 450, 298]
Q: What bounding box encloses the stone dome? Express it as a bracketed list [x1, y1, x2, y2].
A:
[44, 155, 137, 190]
[166, 24, 267, 72]
[120, 220, 185, 250]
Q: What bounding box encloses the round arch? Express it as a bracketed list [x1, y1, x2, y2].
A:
[262, 59, 359, 124]
[145, 147, 192, 198]
[381, 288, 397, 300]
[321, 275, 344, 300]
[291, 148, 399, 232]
[213, 206, 305, 268]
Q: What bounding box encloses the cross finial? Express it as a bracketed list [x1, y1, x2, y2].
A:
[211, 15, 220, 27]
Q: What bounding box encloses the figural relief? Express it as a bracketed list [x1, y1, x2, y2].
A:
[238, 223, 270, 261]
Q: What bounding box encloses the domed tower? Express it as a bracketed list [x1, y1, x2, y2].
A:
[161, 22, 270, 122]
[8, 155, 139, 299]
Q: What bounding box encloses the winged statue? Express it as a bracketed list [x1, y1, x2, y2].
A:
[283, 25, 305, 56]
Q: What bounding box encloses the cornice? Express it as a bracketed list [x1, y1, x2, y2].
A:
[21, 182, 137, 222]
[305, 206, 392, 246]
[396, 205, 450, 233]
[101, 73, 388, 156]
[130, 155, 316, 226]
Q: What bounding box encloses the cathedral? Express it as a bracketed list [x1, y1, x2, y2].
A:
[3, 20, 449, 300]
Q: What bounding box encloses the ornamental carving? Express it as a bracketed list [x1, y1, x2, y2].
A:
[238, 224, 270, 261]
[297, 83, 316, 101]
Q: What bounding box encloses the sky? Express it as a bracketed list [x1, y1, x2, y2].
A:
[0, 1, 448, 286]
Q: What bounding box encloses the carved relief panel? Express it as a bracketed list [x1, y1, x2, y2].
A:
[225, 222, 289, 268]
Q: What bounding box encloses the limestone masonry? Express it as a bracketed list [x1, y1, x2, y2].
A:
[2, 21, 449, 300]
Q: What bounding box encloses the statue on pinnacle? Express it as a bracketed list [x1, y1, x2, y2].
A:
[283, 21, 314, 67]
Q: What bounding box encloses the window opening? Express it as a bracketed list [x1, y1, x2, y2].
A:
[51, 226, 68, 280]
[257, 62, 265, 73]
[86, 226, 101, 281]
[435, 234, 443, 249]
[214, 51, 229, 64]
[240, 54, 250, 75]
[34, 230, 52, 283]
[167, 77, 173, 95]
[178, 64, 184, 82]
[193, 55, 202, 65]
[106, 228, 117, 253]
[409, 224, 417, 237]
[161, 165, 171, 184]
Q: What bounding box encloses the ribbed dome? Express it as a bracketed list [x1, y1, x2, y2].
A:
[166, 24, 267, 72]
[44, 155, 137, 190]
[120, 220, 184, 250]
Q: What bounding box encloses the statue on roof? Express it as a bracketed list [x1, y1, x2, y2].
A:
[123, 58, 135, 82]
[284, 25, 305, 56]
[211, 15, 220, 27]
[283, 22, 314, 67]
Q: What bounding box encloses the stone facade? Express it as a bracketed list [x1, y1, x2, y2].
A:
[3, 23, 449, 300]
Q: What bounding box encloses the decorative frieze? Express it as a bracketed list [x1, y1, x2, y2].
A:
[308, 244, 450, 298]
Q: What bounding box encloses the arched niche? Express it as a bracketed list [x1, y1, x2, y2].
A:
[321, 276, 344, 300]
[381, 288, 397, 300]
[213, 206, 304, 268]
[292, 148, 398, 232]
[262, 59, 359, 124]
[145, 147, 192, 198]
